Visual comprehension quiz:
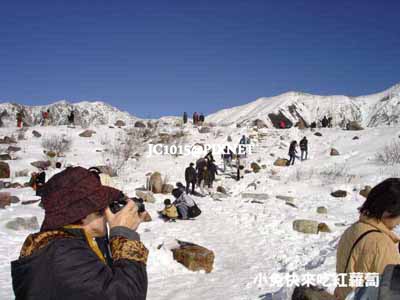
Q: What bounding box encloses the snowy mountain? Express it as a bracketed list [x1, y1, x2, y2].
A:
[0, 100, 138, 127]
[207, 83, 400, 128]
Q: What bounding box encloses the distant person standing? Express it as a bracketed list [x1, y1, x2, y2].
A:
[299, 137, 308, 161]
[42, 109, 50, 126]
[183, 112, 188, 124]
[193, 112, 199, 125]
[328, 117, 333, 128]
[221, 146, 233, 172]
[279, 120, 286, 129]
[68, 111, 75, 125]
[199, 113, 205, 125]
[16, 110, 25, 128]
[184, 163, 197, 194]
[321, 116, 328, 128]
[288, 140, 298, 165]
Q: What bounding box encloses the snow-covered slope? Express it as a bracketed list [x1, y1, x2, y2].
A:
[208, 83, 400, 128]
[0, 100, 138, 127]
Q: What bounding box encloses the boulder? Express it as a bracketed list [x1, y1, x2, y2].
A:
[0, 162, 10, 178]
[0, 154, 11, 161]
[172, 240, 215, 273]
[10, 196, 20, 204]
[0, 192, 11, 208]
[142, 211, 152, 222]
[276, 195, 295, 203]
[149, 172, 163, 194]
[314, 132, 322, 137]
[0, 136, 17, 144]
[253, 119, 267, 128]
[353, 136, 359, 140]
[134, 121, 146, 128]
[227, 136, 232, 142]
[199, 127, 211, 134]
[293, 220, 319, 234]
[162, 184, 174, 194]
[136, 190, 156, 203]
[274, 158, 289, 167]
[241, 193, 269, 200]
[79, 130, 96, 138]
[292, 285, 336, 300]
[217, 186, 227, 194]
[7, 146, 21, 153]
[348, 121, 364, 131]
[250, 162, 261, 173]
[32, 130, 42, 138]
[114, 120, 126, 127]
[360, 185, 372, 198]
[31, 160, 51, 170]
[5, 217, 39, 231]
[330, 148, 340, 156]
[317, 206, 328, 214]
[286, 202, 298, 208]
[331, 190, 347, 198]
[244, 169, 252, 174]
[318, 223, 332, 233]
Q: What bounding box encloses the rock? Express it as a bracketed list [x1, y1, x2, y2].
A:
[162, 184, 174, 194]
[217, 186, 227, 194]
[0, 181, 5, 189]
[227, 136, 232, 142]
[318, 223, 332, 233]
[330, 148, 340, 156]
[353, 136, 359, 140]
[142, 211, 152, 222]
[134, 121, 146, 128]
[250, 162, 261, 173]
[21, 199, 41, 205]
[10, 196, 20, 204]
[292, 285, 336, 300]
[32, 130, 42, 138]
[360, 185, 372, 198]
[244, 169, 252, 174]
[317, 206, 328, 214]
[0, 192, 11, 208]
[8, 182, 22, 189]
[261, 164, 267, 169]
[46, 151, 57, 158]
[274, 158, 289, 167]
[7, 146, 21, 153]
[293, 220, 319, 234]
[172, 240, 215, 273]
[253, 119, 267, 128]
[0, 136, 17, 144]
[0, 154, 11, 161]
[135, 190, 156, 203]
[31, 160, 51, 170]
[331, 190, 347, 198]
[79, 130, 96, 137]
[199, 127, 211, 134]
[149, 172, 163, 194]
[5, 217, 39, 231]
[286, 202, 297, 208]
[114, 120, 126, 127]
[0, 162, 10, 178]
[314, 132, 322, 137]
[241, 193, 269, 200]
[276, 195, 295, 203]
[348, 121, 364, 131]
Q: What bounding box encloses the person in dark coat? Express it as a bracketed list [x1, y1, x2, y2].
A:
[288, 140, 298, 165]
[222, 146, 233, 172]
[204, 150, 215, 163]
[206, 161, 218, 188]
[185, 163, 197, 194]
[299, 137, 308, 161]
[193, 112, 199, 125]
[183, 112, 188, 124]
[16, 110, 24, 128]
[199, 113, 205, 125]
[321, 116, 328, 128]
[68, 111, 75, 125]
[310, 121, 317, 129]
[11, 167, 148, 300]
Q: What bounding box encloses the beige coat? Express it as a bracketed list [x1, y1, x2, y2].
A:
[335, 215, 400, 300]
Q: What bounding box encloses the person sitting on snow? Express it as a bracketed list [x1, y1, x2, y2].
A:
[173, 191, 201, 220]
[159, 199, 178, 222]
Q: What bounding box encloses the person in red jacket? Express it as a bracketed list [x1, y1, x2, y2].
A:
[280, 120, 286, 129]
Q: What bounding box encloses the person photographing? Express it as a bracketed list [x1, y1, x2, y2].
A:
[11, 166, 148, 300]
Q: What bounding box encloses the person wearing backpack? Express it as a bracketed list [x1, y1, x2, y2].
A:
[335, 178, 400, 300]
[299, 137, 308, 161]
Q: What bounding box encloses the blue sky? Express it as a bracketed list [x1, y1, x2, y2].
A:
[0, 0, 399, 118]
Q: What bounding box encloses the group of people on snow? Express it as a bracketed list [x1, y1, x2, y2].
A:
[13, 109, 76, 128]
[288, 137, 308, 165]
[183, 111, 205, 125]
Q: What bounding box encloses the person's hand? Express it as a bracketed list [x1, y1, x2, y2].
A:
[105, 199, 145, 231]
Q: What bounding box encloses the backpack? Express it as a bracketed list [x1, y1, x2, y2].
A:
[188, 203, 201, 218]
[352, 265, 400, 300]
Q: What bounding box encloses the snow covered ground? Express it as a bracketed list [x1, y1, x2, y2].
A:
[0, 121, 399, 300]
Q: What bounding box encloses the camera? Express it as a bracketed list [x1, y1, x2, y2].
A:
[109, 193, 145, 214]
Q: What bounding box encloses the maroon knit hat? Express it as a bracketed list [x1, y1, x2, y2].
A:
[40, 166, 122, 231]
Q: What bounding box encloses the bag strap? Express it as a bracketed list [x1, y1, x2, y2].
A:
[344, 229, 381, 273]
